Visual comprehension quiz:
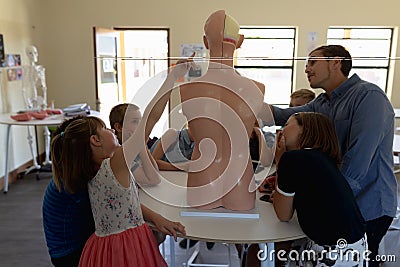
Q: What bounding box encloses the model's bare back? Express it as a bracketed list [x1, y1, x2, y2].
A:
[180, 69, 264, 210]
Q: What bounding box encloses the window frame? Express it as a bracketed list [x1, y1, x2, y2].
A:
[235, 27, 297, 105]
[327, 27, 394, 93]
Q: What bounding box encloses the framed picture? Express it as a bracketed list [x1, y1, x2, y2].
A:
[6, 54, 21, 67]
[0, 34, 5, 67]
[7, 68, 22, 81]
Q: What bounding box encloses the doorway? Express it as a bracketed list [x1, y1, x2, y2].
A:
[93, 27, 169, 136]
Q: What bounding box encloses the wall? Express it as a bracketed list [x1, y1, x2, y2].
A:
[0, 0, 44, 179]
[35, 0, 400, 109]
[1, 0, 400, 179]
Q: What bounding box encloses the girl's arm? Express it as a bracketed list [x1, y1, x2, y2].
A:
[271, 132, 294, 221]
[274, 131, 285, 164]
[141, 204, 186, 241]
[152, 129, 180, 171]
[272, 184, 294, 222]
[132, 148, 161, 186]
[147, 148, 158, 169]
[111, 58, 193, 187]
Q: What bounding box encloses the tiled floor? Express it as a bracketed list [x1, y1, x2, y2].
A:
[0, 172, 52, 267]
[0, 170, 399, 267]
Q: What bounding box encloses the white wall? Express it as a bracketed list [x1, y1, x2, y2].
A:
[34, 0, 400, 109]
[0, 0, 42, 178]
[1, 0, 400, 178]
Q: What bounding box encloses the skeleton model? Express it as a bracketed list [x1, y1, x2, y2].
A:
[22, 46, 52, 171]
[22, 45, 47, 110]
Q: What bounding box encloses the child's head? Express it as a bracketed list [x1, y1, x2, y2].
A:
[51, 115, 109, 193]
[109, 103, 141, 144]
[282, 112, 340, 163]
[289, 89, 315, 107]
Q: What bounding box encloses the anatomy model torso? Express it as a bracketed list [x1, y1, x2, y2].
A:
[180, 69, 264, 210]
[180, 10, 265, 211]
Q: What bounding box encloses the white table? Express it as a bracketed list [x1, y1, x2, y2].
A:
[0, 111, 101, 192]
[140, 171, 305, 267]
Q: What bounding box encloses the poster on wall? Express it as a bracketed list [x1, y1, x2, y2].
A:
[180, 43, 205, 77]
[5, 54, 22, 81]
[0, 34, 5, 67]
[307, 32, 318, 54]
[7, 68, 22, 81]
[6, 54, 21, 67]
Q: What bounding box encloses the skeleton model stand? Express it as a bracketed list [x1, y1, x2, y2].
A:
[22, 46, 52, 174]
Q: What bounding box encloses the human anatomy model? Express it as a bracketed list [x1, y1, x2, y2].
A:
[22, 45, 47, 110]
[22, 45, 52, 170]
[180, 10, 268, 211]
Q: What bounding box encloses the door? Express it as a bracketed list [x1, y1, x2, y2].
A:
[93, 27, 170, 137]
[93, 27, 120, 117]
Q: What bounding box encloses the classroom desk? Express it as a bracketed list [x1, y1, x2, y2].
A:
[140, 171, 305, 267]
[0, 111, 101, 193]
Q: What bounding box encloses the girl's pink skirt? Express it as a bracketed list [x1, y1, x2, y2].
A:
[79, 223, 167, 267]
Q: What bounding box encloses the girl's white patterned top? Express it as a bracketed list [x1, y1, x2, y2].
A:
[88, 158, 144, 237]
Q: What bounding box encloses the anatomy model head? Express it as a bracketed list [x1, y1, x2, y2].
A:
[203, 10, 244, 55]
[26, 45, 38, 64]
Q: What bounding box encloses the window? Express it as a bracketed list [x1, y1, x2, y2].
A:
[235, 27, 296, 105]
[327, 27, 394, 92]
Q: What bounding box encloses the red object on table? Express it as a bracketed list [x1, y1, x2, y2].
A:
[45, 109, 63, 115]
[10, 113, 32, 121]
[30, 110, 49, 120]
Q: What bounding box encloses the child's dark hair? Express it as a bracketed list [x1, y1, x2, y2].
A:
[51, 115, 106, 193]
[292, 112, 341, 164]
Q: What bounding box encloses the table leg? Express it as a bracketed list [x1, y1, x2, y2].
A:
[160, 239, 165, 258]
[24, 126, 41, 174]
[42, 126, 51, 165]
[259, 242, 274, 267]
[3, 125, 11, 193]
[169, 236, 175, 267]
[185, 238, 191, 267]
[227, 243, 231, 266]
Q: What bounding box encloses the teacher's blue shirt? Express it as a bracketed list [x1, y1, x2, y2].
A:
[272, 74, 397, 221]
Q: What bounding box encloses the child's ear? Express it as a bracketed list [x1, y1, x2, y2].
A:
[90, 135, 102, 147]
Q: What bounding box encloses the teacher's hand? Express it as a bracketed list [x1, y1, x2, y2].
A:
[274, 131, 286, 165]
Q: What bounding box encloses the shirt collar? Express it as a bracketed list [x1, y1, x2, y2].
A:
[330, 73, 360, 99]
